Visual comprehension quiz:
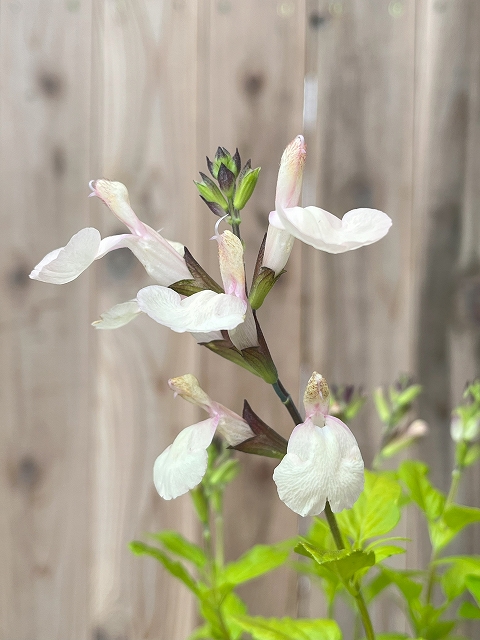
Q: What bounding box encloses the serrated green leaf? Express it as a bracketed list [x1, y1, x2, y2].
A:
[150, 531, 206, 568]
[398, 461, 445, 521]
[297, 542, 375, 582]
[372, 545, 406, 563]
[230, 615, 342, 640]
[220, 543, 291, 587]
[336, 470, 401, 545]
[129, 541, 199, 595]
[458, 601, 480, 619]
[438, 556, 480, 601]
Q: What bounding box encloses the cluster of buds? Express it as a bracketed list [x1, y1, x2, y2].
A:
[195, 146, 261, 223]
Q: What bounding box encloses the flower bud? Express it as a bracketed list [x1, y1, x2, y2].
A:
[303, 372, 330, 424]
[216, 230, 246, 301]
[233, 166, 261, 210]
[208, 147, 241, 179]
[275, 135, 307, 209]
[194, 172, 228, 210]
[451, 414, 480, 443]
[217, 163, 236, 198]
[168, 374, 212, 412]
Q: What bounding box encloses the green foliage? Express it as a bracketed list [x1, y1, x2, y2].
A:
[230, 615, 342, 640]
[336, 470, 402, 545]
[150, 531, 207, 568]
[220, 543, 292, 587]
[296, 542, 375, 583]
[398, 461, 444, 522]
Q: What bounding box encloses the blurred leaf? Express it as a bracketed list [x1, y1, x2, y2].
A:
[372, 545, 406, 563]
[397, 384, 422, 407]
[220, 543, 291, 587]
[438, 556, 480, 601]
[365, 571, 392, 603]
[230, 615, 342, 640]
[374, 388, 391, 423]
[129, 541, 199, 595]
[337, 470, 402, 545]
[307, 517, 336, 551]
[398, 461, 445, 521]
[458, 601, 480, 619]
[186, 625, 212, 640]
[466, 574, 480, 605]
[150, 531, 206, 568]
[380, 566, 422, 601]
[464, 443, 480, 467]
[209, 459, 240, 486]
[222, 592, 248, 640]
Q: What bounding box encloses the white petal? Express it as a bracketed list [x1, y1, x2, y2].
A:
[270, 205, 392, 254]
[273, 417, 364, 517]
[137, 286, 246, 333]
[191, 331, 224, 343]
[153, 419, 217, 499]
[92, 300, 141, 329]
[228, 304, 259, 351]
[262, 225, 295, 275]
[214, 406, 254, 446]
[30, 228, 101, 284]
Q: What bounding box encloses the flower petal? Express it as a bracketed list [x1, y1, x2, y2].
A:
[273, 417, 364, 516]
[270, 205, 392, 254]
[262, 225, 295, 276]
[29, 227, 101, 284]
[137, 286, 246, 333]
[92, 300, 142, 329]
[153, 419, 217, 500]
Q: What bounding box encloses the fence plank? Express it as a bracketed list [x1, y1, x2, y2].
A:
[0, 1, 94, 638]
[196, 0, 307, 618]
[301, 0, 416, 632]
[90, 1, 200, 638]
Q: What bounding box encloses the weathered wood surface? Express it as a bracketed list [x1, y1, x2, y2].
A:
[1, 0, 479, 638]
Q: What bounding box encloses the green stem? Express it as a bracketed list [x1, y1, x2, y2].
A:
[215, 499, 225, 569]
[272, 379, 303, 425]
[354, 589, 376, 640]
[324, 502, 345, 550]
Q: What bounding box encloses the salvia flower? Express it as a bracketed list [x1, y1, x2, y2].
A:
[273, 372, 364, 517]
[30, 179, 192, 286]
[154, 375, 253, 499]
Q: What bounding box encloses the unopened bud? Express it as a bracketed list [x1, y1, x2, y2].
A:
[194, 173, 228, 210]
[218, 163, 236, 197]
[451, 414, 480, 443]
[208, 147, 240, 179]
[275, 135, 307, 208]
[168, 374, 212, 412]
[304, 372, 330, 423]
[234, 166, 261, 210]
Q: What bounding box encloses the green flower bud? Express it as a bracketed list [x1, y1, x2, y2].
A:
[194, 172, 228, 209]
[208, 147, 241, 179]
[217, 163, 236, 198]
[234, 166, 261, 210]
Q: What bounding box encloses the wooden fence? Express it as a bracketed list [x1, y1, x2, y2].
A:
[1, 0, 479, 638]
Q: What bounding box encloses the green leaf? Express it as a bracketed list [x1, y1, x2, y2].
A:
[220, 543, 291, 587]
[398, 461, 445, 521]
[129, 541, 199, 595]
[464, 443, 480, 467]
[372, 545, 406, 563]
[336, 470, 402, 545]
[307, 517, 336, 551]
[444, 504, 480, 530]
[150, 531, 206, 568]
[296, 542, 375, 582]
[365, 572, 392, 603]
[186, 625, 213, 640]
[375, 635, 410, 640]
[230, 615, 342, 640]
[380, 566, 422, 601]
[439, 556, 480, 601]
[397, 384, 422, 407]
[374, 388, 391, 423]
[209, 459, 240, 486]
[466, 574, 480, 605]
[222, 592, 248, 640]
[458, 601, 480, 619]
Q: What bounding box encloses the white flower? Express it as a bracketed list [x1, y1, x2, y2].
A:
[273, 372, 364, 517]
[263, 135, 306, 275]
[30, 180, 191, 285]
[154, 375, 253, 499]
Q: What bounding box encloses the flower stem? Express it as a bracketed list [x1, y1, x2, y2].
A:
[272, 378, 303, 425]
[271, 377, 376, 639]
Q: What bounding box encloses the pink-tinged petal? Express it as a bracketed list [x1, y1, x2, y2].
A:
[216, 230, 247, 301]
[275, 135, 307, 209]
[91, 179, 148, 237]
[303, 372, 330, 425]
[262, 225, 295, 276]
[92, 300, 141, 329]
[153, 419, 217, 499]
[96, 232, 191, 286]
[168, 374, 213, 412]
[213, 405, 254, 446]
[137, 286, 246, 333]
[271, 205, 392, 254]
[29, 227, 101, 284]
[273, 417, 364, 517]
